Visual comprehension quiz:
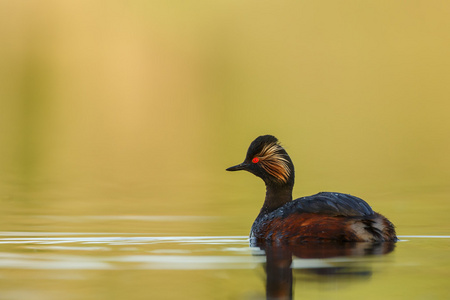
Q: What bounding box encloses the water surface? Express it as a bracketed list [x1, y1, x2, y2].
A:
[0, 222, 448, 299]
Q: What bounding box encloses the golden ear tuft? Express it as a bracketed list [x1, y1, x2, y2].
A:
[257, 142, 291, 183]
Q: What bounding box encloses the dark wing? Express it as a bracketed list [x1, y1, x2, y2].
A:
[289, 192, 374, 217]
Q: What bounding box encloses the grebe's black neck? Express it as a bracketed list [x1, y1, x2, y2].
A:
[260, 182, 294, 215]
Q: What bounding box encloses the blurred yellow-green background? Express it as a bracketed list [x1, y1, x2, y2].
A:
[0, 1, 449, 235]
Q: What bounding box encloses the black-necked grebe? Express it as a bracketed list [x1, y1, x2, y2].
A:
[226, 135, 397, 243]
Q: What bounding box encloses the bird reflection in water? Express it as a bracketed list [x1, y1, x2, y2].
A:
[253, 240, 395, 300]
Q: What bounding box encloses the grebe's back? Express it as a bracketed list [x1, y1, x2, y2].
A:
[251, 192, 396, 243]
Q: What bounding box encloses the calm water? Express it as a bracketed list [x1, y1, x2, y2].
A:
[0, 220, 448, 299]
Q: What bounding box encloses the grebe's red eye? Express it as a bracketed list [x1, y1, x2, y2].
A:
[252, 157, 259, 163]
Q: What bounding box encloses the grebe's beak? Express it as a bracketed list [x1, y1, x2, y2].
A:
[226, 163, 247, 172]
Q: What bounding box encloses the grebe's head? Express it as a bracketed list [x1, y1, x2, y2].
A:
[226, 135, 294, 186]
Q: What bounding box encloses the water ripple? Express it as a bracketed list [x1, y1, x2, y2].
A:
[0, 234, 447, 270]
